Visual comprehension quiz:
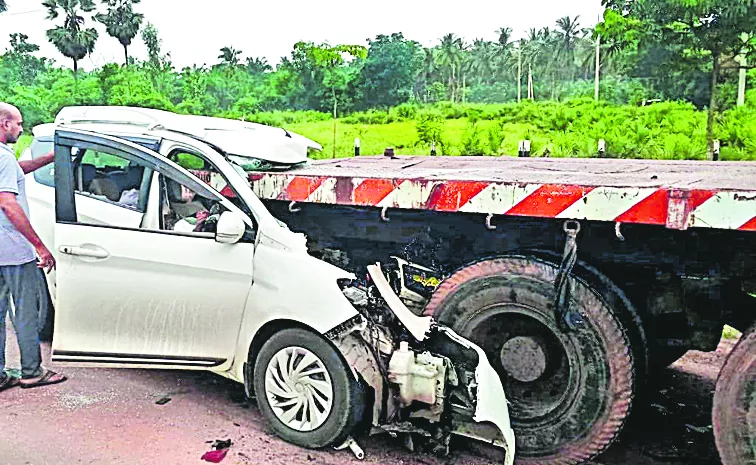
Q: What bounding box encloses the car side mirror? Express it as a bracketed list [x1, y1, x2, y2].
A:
[215, 211, 246, 244]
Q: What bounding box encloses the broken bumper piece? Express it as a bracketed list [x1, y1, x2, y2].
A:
[440, 327, 516, 465]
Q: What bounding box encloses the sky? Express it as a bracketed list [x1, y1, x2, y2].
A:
[0, 0, 605, 71]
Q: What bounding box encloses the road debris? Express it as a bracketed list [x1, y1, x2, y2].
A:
[334, 436, 365, 460]
[201, 439, 232, 463]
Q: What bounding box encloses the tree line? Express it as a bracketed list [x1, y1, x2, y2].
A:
[0, 0, 753, 150]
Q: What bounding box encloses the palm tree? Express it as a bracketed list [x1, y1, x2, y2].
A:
[0, 1, 7, 13]
[245, 57, 271, 75]
[496, 27, 513, 47]
[94, 0, 144, 65]
[437, 33, 464, 102]
[415, 47, 439, 102]
[43, 0, 99, 73]
[218, 46, 242, 67]
[493, 28, 514, 82]
[555, 16, 582, 81]
[469, 39, 496, 85]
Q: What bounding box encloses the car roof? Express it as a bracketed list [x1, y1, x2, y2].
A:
[33, 106, 321, 166]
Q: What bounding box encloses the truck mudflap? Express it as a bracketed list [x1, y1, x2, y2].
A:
[332, 263, 515, 465]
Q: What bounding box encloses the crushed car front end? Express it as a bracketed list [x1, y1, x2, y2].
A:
[328, 264, 516, 465]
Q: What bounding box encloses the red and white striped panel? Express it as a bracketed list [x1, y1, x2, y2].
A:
[689, 191, 756, 231]
[225, 173, 756, 232]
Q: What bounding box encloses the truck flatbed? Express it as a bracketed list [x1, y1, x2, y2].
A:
[247, 156, 756, 231]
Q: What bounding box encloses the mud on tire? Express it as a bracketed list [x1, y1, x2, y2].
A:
[424, 256, 635, 465]
[713, 325, 756, 465]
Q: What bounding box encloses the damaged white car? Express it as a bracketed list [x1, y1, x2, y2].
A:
[20, 107, 515, 464]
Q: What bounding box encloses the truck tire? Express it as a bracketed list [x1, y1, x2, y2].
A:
[424, 256, 634, 465]
[713, 326, 755, 465]
[527, 249, 648, 382]
[253, 328, 362, 449]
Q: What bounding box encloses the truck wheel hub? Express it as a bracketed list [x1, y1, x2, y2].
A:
[500, 336, 548, 382]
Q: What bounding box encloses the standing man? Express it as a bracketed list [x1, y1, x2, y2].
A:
[0, 102, 66, 391]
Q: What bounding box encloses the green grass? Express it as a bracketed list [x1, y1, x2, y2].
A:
[13, 100, 756, 160]
[289, 118, 558, 158]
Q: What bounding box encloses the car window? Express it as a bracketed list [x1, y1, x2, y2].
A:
[167, 149, 254, 221]
[74, 147, 149, 213]
[171, 152, 206, 170]
[31, 138, 54, 187]
[156, 173, 229, 236]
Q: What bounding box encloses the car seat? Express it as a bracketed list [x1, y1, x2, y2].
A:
[88, 178, 121, 202]
[79, 164, 96, 190]
[165, 177, 206, 219]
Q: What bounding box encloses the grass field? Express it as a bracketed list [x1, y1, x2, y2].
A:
[288, 118, 631, 159]
[12, 99, 756, 161]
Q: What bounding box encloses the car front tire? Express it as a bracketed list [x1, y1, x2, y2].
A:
[252, 328, 362, 449]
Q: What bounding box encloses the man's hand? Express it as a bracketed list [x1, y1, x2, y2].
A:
[19, 151, 54, 175]
[36, 244, 56, 273]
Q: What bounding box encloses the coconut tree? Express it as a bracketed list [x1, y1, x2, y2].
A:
[468, 39, 496, 85]
[555, 15, 582, 81]
[493, 27, 514, 81]
[43, 0, 99, 73]
[94, 0, 144, 65]
[437, 33, 465, 101]
[218, 46, 242, 67]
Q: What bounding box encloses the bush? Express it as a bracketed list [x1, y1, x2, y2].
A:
[415, 109, 446, 153]
[461, 121, 486, 155]
[393, 102, 418, 120]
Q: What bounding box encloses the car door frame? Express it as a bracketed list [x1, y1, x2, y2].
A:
[52, 127, 258, 370]
[54, 128, 256, 232]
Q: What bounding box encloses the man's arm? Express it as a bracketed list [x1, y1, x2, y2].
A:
[0, 192, 55, 271]
[18, 151, 54, 174]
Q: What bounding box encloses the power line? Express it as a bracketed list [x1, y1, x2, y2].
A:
[0, 8, 45, 17]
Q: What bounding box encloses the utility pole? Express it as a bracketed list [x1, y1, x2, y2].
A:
[737, 55, 747, 107]
[738, 66, 747, 107]
[737, 34, 749, 107]
[595, 34, 601, 102]
[528, 63, 534, 100]
[517, 44, 522, 103]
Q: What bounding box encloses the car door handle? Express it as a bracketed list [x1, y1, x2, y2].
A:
[59, 245, 109, 259]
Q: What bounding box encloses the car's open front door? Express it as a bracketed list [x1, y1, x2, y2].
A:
[50, 128, 256, 371]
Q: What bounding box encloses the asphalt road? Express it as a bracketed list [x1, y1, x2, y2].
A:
[1, 326, 733, 465]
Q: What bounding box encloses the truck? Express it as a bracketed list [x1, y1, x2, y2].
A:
[242, 139, 756, 465]
[23, 106, 755, 465]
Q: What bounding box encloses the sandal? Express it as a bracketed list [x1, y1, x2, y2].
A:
[0, 374, 20, 392]
[20, 369, 67, 389]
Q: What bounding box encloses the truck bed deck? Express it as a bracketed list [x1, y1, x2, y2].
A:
[245, 156, 756, 232]
[291, 156, 756, 190]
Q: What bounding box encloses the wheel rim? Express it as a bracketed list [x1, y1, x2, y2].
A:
[265, 346, 334, 432]
[458, 303, 583, 427]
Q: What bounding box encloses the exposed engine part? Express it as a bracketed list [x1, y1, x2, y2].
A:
[388, 341, 447, 422]
[333, 436, 365, 460]
[384, 256, 443, 312]
[367, 264, 433, 341]
[342, 286, 369, 307]
[335, 263, 515, 465]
